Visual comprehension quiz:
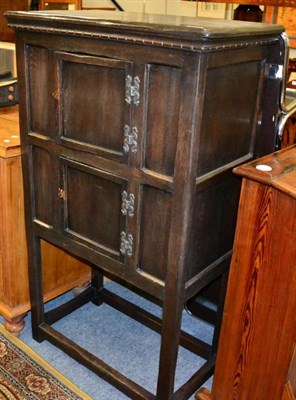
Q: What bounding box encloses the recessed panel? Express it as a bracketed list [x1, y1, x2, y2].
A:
[32, 146, 59, 227]
[64, 161, 123, 256]
[60, 57, 127, 155]
[145, 65, 182, 176]
[138, 186, 172, 281]
[186, 173, 241, 281]
[197, 61, 262, 176]
[27, 45, 57, 138]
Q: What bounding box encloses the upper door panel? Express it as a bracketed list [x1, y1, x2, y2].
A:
[56, 52, 132, 161]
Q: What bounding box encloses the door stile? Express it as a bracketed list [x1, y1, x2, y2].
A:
[121, 63, 146, 278]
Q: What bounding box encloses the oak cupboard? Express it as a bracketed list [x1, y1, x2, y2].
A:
[7, 10, 286, 399]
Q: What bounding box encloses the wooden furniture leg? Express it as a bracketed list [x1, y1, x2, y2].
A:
[91, 268, 104, 306]
[4, 313, 27, 336]
[29, 235, 46, 342]
[156, 287, 185, 399]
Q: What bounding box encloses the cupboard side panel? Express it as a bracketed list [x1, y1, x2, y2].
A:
[144, 65, 182, 177]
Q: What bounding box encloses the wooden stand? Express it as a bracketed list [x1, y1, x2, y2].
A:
[196, 146, 296, 400]
[0, 106, 90, 335]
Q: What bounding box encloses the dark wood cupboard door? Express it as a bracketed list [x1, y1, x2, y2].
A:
[61, 158, 127, 262]
[55, 52, 133, 162]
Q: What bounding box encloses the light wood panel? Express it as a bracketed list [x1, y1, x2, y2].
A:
[0, 106, 90, 335]
[0, 0, 28, 41]
[196, 146, 296, 400]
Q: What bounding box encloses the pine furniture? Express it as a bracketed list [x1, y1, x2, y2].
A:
[0, 105, 90, 335]
[7, 10, 286, 399]
[0, 0, 28, 41]
[196, 145, 296, 400]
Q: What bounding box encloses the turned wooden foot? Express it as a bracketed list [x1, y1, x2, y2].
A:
[195, 388, 212, 400]
[4, 313, 27, 336]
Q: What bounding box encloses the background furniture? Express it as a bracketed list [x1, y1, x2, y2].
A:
[39, 0, 82, 10]
[282, 114, 296, 147]
[0, 106, 90, 335]
[0, 0, 28, 42]
[38, 0, 121, 10]
[282, 60, 296, 147]
[196, 146, 296, 400]
[183, 0, 296, 50]
[8, 10, 285, 399]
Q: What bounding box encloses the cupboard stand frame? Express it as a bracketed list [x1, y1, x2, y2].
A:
[31, 233, 226, 400]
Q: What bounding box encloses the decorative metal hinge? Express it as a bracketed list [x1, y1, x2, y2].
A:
[120, 231, 133, 257]
[57, 188, 65, 199]
[125, 75, 140, 106]
[121, 191, 135, 217]
[123, 125, 138, 153]
[265, 64, 283, 80]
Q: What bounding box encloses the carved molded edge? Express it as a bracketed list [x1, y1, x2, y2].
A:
[7, 22, 278, 52]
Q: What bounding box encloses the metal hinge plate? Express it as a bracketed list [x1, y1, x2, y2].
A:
[121, 191, 135, 217]
[123, 125, 138, 153]
[120, 231, 133, 257]
[125, 75, 140, 106]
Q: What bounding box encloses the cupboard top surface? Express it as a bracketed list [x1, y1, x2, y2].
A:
[6, 10, 284, 42]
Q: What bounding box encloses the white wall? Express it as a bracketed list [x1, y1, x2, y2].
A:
[81, 0, 295, 55]
[82, 0, 234, 18]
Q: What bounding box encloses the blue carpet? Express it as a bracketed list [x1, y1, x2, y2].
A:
[5, 281, 213, 399]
